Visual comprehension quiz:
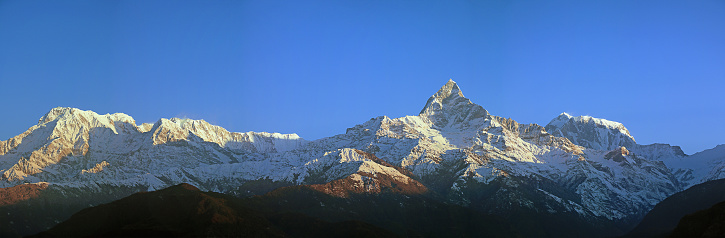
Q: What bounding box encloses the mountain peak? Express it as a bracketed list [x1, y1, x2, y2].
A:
[419, 79, 488, 126]
[38, 107, 80, 124]
[435, 79, 464, 100]
[419, 79, 467, 115]
[545, 113, 636, 150]
[37, 107, 136, 127]
[546, 112, 574, 129]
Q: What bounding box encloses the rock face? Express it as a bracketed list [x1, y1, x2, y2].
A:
[662, 144, 725, 188]
[0, 182, 47, 206]
[546, 112, 636, 151]
[0, 79, 723, 237]
[419, 79, 489, 127]
[0, 107, 307, 186]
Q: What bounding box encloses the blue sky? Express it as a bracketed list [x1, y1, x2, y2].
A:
[0, 0, 723, 154]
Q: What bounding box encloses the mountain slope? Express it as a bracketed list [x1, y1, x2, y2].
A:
[246, 185, 520, 237]
[30, 183, 398, 238]
[663, 144, 725, 188]
[0, 79, 723, 237]
[545, 112, 686, 161]
[669, 200, 725, 238]
[624, 178, 725, 238]
[0, 107, 307, 187]
[546, 113, 636, 151]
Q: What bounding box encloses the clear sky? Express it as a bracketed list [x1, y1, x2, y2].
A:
[1, 0, 723, 154]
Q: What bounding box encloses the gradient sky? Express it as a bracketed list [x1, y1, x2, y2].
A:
[1, 0, 723, 154]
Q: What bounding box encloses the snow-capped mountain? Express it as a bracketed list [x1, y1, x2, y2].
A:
[545, 112, 636, 151]
[543, 111, 723, 189]
[0, 107, 306, 185]
[661, 144, 725, 186]
[1, 79, 723, 236]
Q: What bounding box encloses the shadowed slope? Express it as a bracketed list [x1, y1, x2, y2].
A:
[669, 200, 725, 238]
[31, 183, 281, 237]
[624, 179, 725, 238]
[31, 183, 397, 238]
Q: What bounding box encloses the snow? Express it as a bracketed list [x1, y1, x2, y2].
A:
[545, 113, 636, 151]
[0, 81, 722, 224]
[662, 144, 725, 188]
[546, 112, 572, 129]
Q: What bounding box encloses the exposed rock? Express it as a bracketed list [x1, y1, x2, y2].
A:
[0, 80, 722, 237]
[545, 112, 635, 151]
[0, 182, 47, 206]
[605, 147, 629, 162]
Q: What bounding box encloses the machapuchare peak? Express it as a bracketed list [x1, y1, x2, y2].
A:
[434, 79, 465, 100]
[419, 79, 489, 126]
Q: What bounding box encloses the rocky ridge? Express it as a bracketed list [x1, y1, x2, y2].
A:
[0, 79, 723, 237]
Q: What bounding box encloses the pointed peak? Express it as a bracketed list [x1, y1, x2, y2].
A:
[419, 80, 467, 115]
[419, 79, 488, 123]
[546, 113, 574, 128]
[434, 79, 464, 100]
[419, 80, 467, 114]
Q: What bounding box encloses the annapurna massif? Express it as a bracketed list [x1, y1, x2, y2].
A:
[1, 79, 723, 236]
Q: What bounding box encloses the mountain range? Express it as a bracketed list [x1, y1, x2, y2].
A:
[1, 79, 723, 237]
